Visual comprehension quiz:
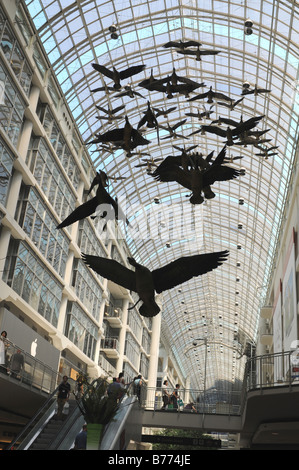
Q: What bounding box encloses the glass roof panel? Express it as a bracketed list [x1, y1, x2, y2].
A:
[24, 0, 299, 391]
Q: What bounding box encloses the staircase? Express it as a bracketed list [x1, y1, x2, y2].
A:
[29, 400, 78, 450]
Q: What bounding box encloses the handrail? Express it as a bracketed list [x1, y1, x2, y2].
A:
[5, 384, 60, 450]
[141, 351, 299, 416]
[6, 350, 298, 449]
[1, 339, 60, 394]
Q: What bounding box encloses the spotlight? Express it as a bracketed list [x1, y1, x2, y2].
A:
[244, 19, 253, 35]
[239, 198, 244, 205]
[109, 24, 119, 39]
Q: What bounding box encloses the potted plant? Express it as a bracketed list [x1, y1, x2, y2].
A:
[80, 378, 120, 450]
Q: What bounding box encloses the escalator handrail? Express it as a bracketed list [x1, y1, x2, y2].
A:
[7, 377, 135, 450]
[5, 383, 61, 450]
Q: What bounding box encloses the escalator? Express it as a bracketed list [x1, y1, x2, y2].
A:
[100, 395, 142, 450]
[6, 380, 143, 450]
[6, 385, 84, 450]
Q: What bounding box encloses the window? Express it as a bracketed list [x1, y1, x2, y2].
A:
[3, 239, 63, 327]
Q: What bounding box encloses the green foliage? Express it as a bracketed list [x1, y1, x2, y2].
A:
[152, 428, 217, 450]
[81, 379, 119, 424]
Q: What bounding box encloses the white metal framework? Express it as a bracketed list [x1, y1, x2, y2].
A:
[24, 0, 299, 391]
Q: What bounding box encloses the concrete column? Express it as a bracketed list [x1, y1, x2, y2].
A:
[116, 298, 129, 375]
[28, 85, 40, 113]
[0, 226, 11, 275]
[56, 294, 68, 336]
[17, 119, 33, 160]
[146, 312, 162, 408]
[5, 169, 23, 216]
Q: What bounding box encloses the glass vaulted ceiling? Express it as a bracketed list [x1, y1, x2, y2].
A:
[24, 0, 299, 391]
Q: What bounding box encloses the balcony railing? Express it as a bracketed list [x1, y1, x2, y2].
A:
[243, 349, 299, 390]
[141, 351, 299, 416]
[142, 387, 242, 415]
[100, 337, 120, 358]
[104, 305, 122, 327]
[0, 339, 62, 394]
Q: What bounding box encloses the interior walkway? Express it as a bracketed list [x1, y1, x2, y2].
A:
[141, 384, 299, 449]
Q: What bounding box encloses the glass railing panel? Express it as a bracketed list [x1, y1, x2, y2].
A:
[2, 340, 61, 395]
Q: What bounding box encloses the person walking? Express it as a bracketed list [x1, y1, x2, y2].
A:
[56, 375, 71, 420]
[133, 374, 142, 402]
[74, 424, 87, 450]
[0, 331, 9, 373]
[171, 384, 180, 409]
[9, 348, 24, 379]
[161, 379, 171, 410]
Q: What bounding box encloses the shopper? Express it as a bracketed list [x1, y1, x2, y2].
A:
[9, 348, 24, 378]
[74, 424, 87, 450]
[171, 383, 180, 409]
[56, 375, 71, 420]
[161, 379, 171, 410]
[0, 331, 9, 373]
[133, 374, 142, 402]
[107, 377, 123, 400]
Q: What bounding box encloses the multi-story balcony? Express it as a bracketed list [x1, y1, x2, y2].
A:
[104, 304, 123, 327]
[101, 336, 120, 359]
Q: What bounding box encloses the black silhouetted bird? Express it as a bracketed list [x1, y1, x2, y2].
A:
[195, 115, 265, 145]
[185, 105, 214, 120]
[138, 69, 160, 90]
[158, 68, 205, 89]
[81, 250, 229, 317]
[234, 135, 272, 148]
[142, 75, 204, 99]
[176, 46, 221, 61]
[138, 101, 160, 142]
[255, 145, 279, 158]
[115, 85, 145, 99]
[91, 82, 115, 94]
[135, 157, 163, 174]
[241, 84, 271, 96]
[56, 171, 129, 229]
[95, 104, 125, 122]
[152, 146, 241, 204]
[138, 101, 159, 129]
[92, 63, 146, 89]
[188, 86, 233, 104]
[153, 106, 177, 118]
[88, 116, 151, 156]
[162, 40, 202, 49]
[217, 97, 244, 110]
[159, 119, 188, 140]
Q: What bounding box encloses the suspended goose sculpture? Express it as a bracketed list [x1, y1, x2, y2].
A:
[152, 146, 241, 204]
[81, 250, 229, 317]
[88, 116, 151, 156]
[92, 63, 146, 89]
[56, 170, 129, 229]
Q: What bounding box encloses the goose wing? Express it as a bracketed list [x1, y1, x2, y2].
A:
[152, 251, 229, 293]
[81, 254, 136, 291]
[152, 164, 192, 190]
[203, 165, 241, 186]
[57, 197, 98, 229]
